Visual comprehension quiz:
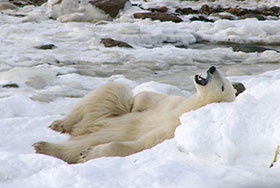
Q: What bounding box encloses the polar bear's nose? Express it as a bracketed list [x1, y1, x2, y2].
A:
[208, 66, 216, 74]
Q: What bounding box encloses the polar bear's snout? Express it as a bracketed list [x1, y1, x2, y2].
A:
[195, 66, 217, 86]
[207, 66, 216, 74]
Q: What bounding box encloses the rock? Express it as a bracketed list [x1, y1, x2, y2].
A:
[190, 15, 214, 22]
[148, 6, 168, 13]
[100, 38, 133, 48]
[223, 7, 280, 19]
[157, 6, 168, 13]
[89, 0, 129, 18]
[2, 83, 19, 88]
[240, 13, 266, 21]
[213, 5, 226, 13]
[225, 8, 250, 16]
[270, 6, 280, 15]
[35, 44, 57, 50]
[133, 12, 182, 23]
[175, 5, 279, 20]
[225, 8, 241, 16]
[9, 0, 46, 7]
[232, 82, 246, 96]
[231, 44, 278, 53]
[216, 13, 237, 20]
[176, 7, 198, 15]
[200, 4, 210, 14]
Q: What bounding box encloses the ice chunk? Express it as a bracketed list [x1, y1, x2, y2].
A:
[0, 67, 57, 89]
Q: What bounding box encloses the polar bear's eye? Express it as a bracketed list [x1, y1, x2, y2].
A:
[221, 85, 225, 92]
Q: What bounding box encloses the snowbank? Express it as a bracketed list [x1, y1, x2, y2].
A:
[176, 77, 280, 166]
[47, 0, 110, 22]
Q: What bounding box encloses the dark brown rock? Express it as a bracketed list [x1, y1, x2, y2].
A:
[89, 0, 129, 18]
[201, 4, 210, 14]
[225, 8, 240, 16]
[225, 8, 251, 16]
[270, 6, 280, 15]
[176, 7, 198, 15]
[240, 13, 266, 20]
[133, 12, 182, 23]
[2, 83, 19, 88]
[100, 38, 133, 48]
[35, 44, 57, 50]
[148, 6, 168, 13]
[10, 0, 46, 7]
[158, 6, 168, 13]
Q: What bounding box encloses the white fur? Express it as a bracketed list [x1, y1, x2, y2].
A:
[33, 68, 236, 164]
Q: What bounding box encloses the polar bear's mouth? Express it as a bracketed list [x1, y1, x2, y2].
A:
[195, 74, 208, 86]
[195, 66, 216, 86]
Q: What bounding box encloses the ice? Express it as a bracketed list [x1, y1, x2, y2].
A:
[0, 67, 57, 89]
[209, 19, 280, 44]
[0, 95, 47, 118]
[47, 0, 110, 22]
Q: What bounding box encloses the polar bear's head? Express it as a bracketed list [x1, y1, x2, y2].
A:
[194, 66, 236, 103]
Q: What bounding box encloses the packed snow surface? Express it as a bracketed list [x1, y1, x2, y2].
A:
[0, 0, 280, 187]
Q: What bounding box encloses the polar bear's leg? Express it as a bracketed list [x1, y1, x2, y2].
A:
[49, 82, 133, 135]
[78, 140, 144, 163]
[78, 128, 171, 163]
[33, 139, 97, 164]
[33, 140, 93, 164]
[48, 118, 79, 134]
[33, 130, 125, 163]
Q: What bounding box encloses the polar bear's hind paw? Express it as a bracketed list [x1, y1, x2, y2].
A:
[78, 148, 91, 163]
[49, 120, 66, 133]
[33, 141, 51, 155]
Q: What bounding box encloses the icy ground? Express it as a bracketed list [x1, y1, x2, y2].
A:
[1, 0, 280, 90]
[0, 0, 280, 187]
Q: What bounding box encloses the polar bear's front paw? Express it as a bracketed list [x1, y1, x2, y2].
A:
[78, 148, 92, 163]
[49, 120, 66, 133]
[33, 141, 52, 155]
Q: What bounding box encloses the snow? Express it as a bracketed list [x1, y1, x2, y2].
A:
[1, 62, 280, 188]
[0, 0, 280, 187]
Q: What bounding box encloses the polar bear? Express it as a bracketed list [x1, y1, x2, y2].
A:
[33, 66, 238, 164]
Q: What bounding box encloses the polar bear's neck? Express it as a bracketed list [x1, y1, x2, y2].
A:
[176, 94, 209, 115]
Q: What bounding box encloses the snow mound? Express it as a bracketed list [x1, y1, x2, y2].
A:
[0, 67, 57, 89]
[47, 0, 110, 22]
[0, 95, 47, 118]
[176, 71, 280, 166]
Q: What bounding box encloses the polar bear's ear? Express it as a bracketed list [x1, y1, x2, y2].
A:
[232, 82, 246, 96]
